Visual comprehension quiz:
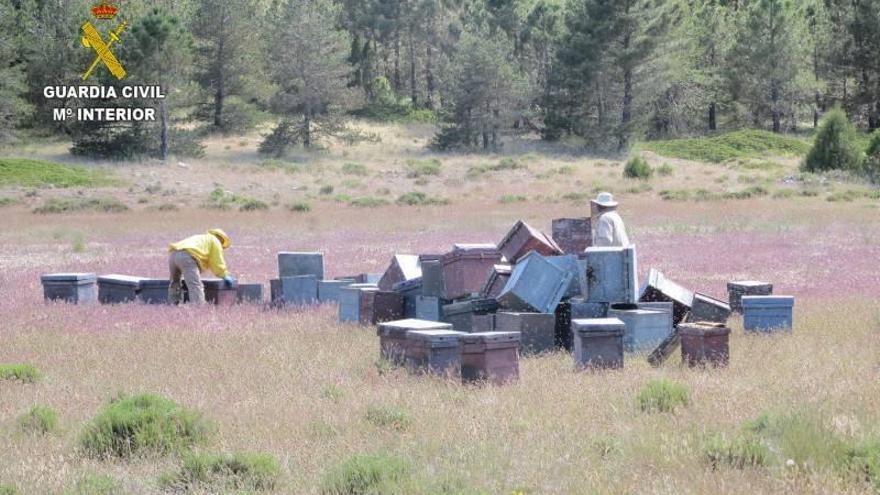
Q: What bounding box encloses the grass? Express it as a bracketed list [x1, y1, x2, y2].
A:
[639, 129, 810, 163]
[32, 196, 128, 214]
[0, 485, 15, 495]
[0, 158, 117, 188]
[395, 191, 449, 206]
[203, 187, 267, 212]
[341, 162, 369, 176]
[0, 364, 42, 383]
[466, 157, 527, 178]
[637, 379, 689, 413]
[287, 201, 312, 212]
[349, 197, 389, 208]
[364, 404, 413, 431]
[79, 393, 212, 458]
[18, 405, 58, 435]
[62, 473, 118, 495]
[320, 452, 411, 495]
[499, 194, 527, 204]
[0, 196, 16, 207]
[160, 452, 282, 492]
[704, 433, 771, 470]
[404, 158, 441, 178]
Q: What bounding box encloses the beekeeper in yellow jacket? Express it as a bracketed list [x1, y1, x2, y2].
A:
[168, 229, 235, 304]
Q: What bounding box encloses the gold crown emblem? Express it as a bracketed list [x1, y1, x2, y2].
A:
[91, 2, 118, 19]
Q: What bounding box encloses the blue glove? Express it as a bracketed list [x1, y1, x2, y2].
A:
[223, 275, 236, 288]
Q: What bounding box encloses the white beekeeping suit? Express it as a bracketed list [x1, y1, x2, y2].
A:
[591, 192, 631, 247]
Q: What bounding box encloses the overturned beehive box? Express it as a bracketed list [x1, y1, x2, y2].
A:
[497, 220, 562, 262]
[727, 280, 773, 313]
[443, 298, 499, 333]
[639, 268, 694, 325]
[497, 252, 572, 314]
[481, 264, 512, 299]
[552, 217, 592, 254]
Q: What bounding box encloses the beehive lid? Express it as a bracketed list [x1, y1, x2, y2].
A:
[460, 331, 521, 344]
[728, 280, 772, 289]
[278, 251, 323, 256]
[98, 274, 146, 285]
[395, 255, 422, 280]
[41, 272, 96, 282]
[377, 319, 452, 337]
[572, 317, 626, 333]
[407, 329, 466, 344]
[741, 295, 794, 307]
[345, 283, 379, 290]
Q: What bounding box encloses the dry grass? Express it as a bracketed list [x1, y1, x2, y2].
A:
[1, 121, 879, 493]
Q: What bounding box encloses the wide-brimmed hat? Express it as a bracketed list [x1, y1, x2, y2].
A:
[591, 191, 618, 208]
[208, 228, 231, 249]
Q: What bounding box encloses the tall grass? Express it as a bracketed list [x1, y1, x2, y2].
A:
[639, 130, 810, 163]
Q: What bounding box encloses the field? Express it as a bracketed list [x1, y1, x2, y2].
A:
[1, 122, 879, 494]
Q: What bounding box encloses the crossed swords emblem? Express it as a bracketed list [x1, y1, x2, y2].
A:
[81, 20, 128, 81]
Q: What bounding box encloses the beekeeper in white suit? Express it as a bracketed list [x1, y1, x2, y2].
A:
[591, 192, 630, 247]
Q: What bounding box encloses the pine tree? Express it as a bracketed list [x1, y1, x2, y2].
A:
[0, 0, 32, 140]
[802, 107, 861, 173]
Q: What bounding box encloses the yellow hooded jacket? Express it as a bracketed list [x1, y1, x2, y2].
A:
[168, 233, 229, 277]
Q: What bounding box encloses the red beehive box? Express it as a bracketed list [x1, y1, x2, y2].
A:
[481, 264, 512, 299]
[203, 279, 237, 306]
[460, 331, 520, 385]
[552, 217, 592, 254]
[377, 319, 452, 365]
[372, 291, 405, 324]
[497, 221, 562, 263]
[378, 254, 422, 291]
[440, 244, 503, 301]
[679, 322, 730, 367]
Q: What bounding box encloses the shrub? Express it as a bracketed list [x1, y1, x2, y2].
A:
[640, 129, 810, 163]
[745, 412, 848, 468]
[319, 185, 334, 195]
[499, 194, 527, 204]
[321, 452, 411, 495]
[724, 186, 769, 200]
[803, 108, 862, 174]
[0, 485, 16, 495]
[287, 201, 312, 212]
[843, 441, 880, 489]
[364, 405, 412, 431]
[395, 192, 449, 206]
[561, 192, 590, 202]
[342, 163, 369, 176]
[18, 405, 58, 434]
[494, 157, 525, 171]
[333, 193, 352, 203]
[63, 473, 118, 495]
[79, 393, 212, 458]
[160, 452, 282, 492]
[203, 188, 265, 211]
[239, 198, 269, 212]
[863, 130, 880, 182]
[33, 197, 128, 214]
[656, 163, 674, 176]
[704, 434, 770, 469]
[0, 158, 117, 188]
[0, 196, 16, 207]
[659, 189, 691, 201]
[349, 197, 389, 208]
[623, 156, 653, 180]
[404, 159, 441, 178]
[637, 379, 689, 413]
[826, 190, 861, 202]
[0, 364, 42, 383]
[156, 203, 179, 212]
[772, 189, 795, 199]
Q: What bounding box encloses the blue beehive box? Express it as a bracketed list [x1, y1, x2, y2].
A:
[585, 246, 638, 304]
[97, 274, 146, 304]
[339, 284, 379, 323]
[279, 275, 318, 305]
[497, 251, 572, 314]
[607, 304, 671, 353]
[139, 279, 170, 304]
[415, 295, 446, 321]
[41, 273, 98, 304]
[278, 252, 324, 279]
[393, 277, 423, 318]
[570, 299, 608, 319]
[547, 255, 584, 298]
[236, 283, 264, 304]
[742, 296, 794, 332]
[420, 260, 445, 297]
[318, 279, 353, 303]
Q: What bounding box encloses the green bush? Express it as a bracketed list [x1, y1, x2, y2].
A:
[33, 197, 128, 214]
[0, 484, 17, 495]
[320, 185, 335, 195]
[637, 379, 689, 413]
[287, 201, 312, 212]
[63, 473, 118, 495]
[203, 188, 266, 211]
[79, 393, 212, 458]
[843, 441, 880, 489]
[18, 405, 58, 434]
[826, 190, 862, 202]
[160, 452, 282, 492]
[404, 159, 441, 178]
[0, 364, 42, 383]
[704, 434, 770, 469]
[238, 198, 269, 212]
[342, 163, 369, 176]
[863, 130, 880, 182]
[659, 189, 691, 201]
[561, 192, 590, 202]
[499, 194, 527, 204]
[321, 452, 411, 495]
[623, 156, 653, 180]
[0, 158, 117, 188]
[640, 129, 810, 163]
[656, 163, 675, 176]
[772, 189, 795, 199]
[803, 108, 863, 174]
[745, 412, 848, 468]
[723, 186, 769, 200]
[0, 196, 16, 207]
[349, 197, 389, 208]
[395, 192, 449, 206]
[364, 405, 412, 431]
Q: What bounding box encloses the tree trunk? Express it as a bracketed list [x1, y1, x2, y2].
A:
[771, 83, 780, 133]
[408, 26, 417, 106]
[394, 31, 401, 92]
[213, 82, 224, 129]
[303, 112, 311, 148]
[708, 102, 717, 131]
[425, 42, 435, 110]
[620, 67, 632, 151]
[160, 98, 168, 160]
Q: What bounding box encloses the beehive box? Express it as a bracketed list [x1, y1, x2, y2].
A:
[420, 260, 445, 298]
[497, 252, 572, 314]
[547, 254, 584, 298]
[139, 279, 170, 304]
[236, 283, 264, 304]
[460, 332, 521, 384]
[318, 279, 354, 303]
[481, 264, 512, 299]
[378, 254, 422, 291]
[742, 295, 794, 332]
[552, 217, 592, 254]
[572, 318, 625, 370]
[392, 278, 423, 318]
[679, 322, 730, 367]
[612, 302, 673, 344]
[277, 275, 318, 306]
[570, 299, 609, 319]
[555, 301, 573, 350]
[584, 246, 638, 304]
[373, 291, 406, 324]
[97, 274, 145, 304]
[690, 293, 731, 323]
[377, 319, 452, 365]
[647, 329, 682, 367]
[727, 280, 773, 313]
[415, 295, 446, 322]
[41, 273, 98, 304]
[440, 244, 503, 300]
[405, 329, 467, 376]
[497, 220, 562, 262]
[442, 298, 499, 333]
[338, 284, 379, 324]
[203, 279, 237, 306]
[278, 252, 324, 279]
[607, 304, 672, 353]
[496, 312, 556, 354]
[639, 268, 694, 324]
